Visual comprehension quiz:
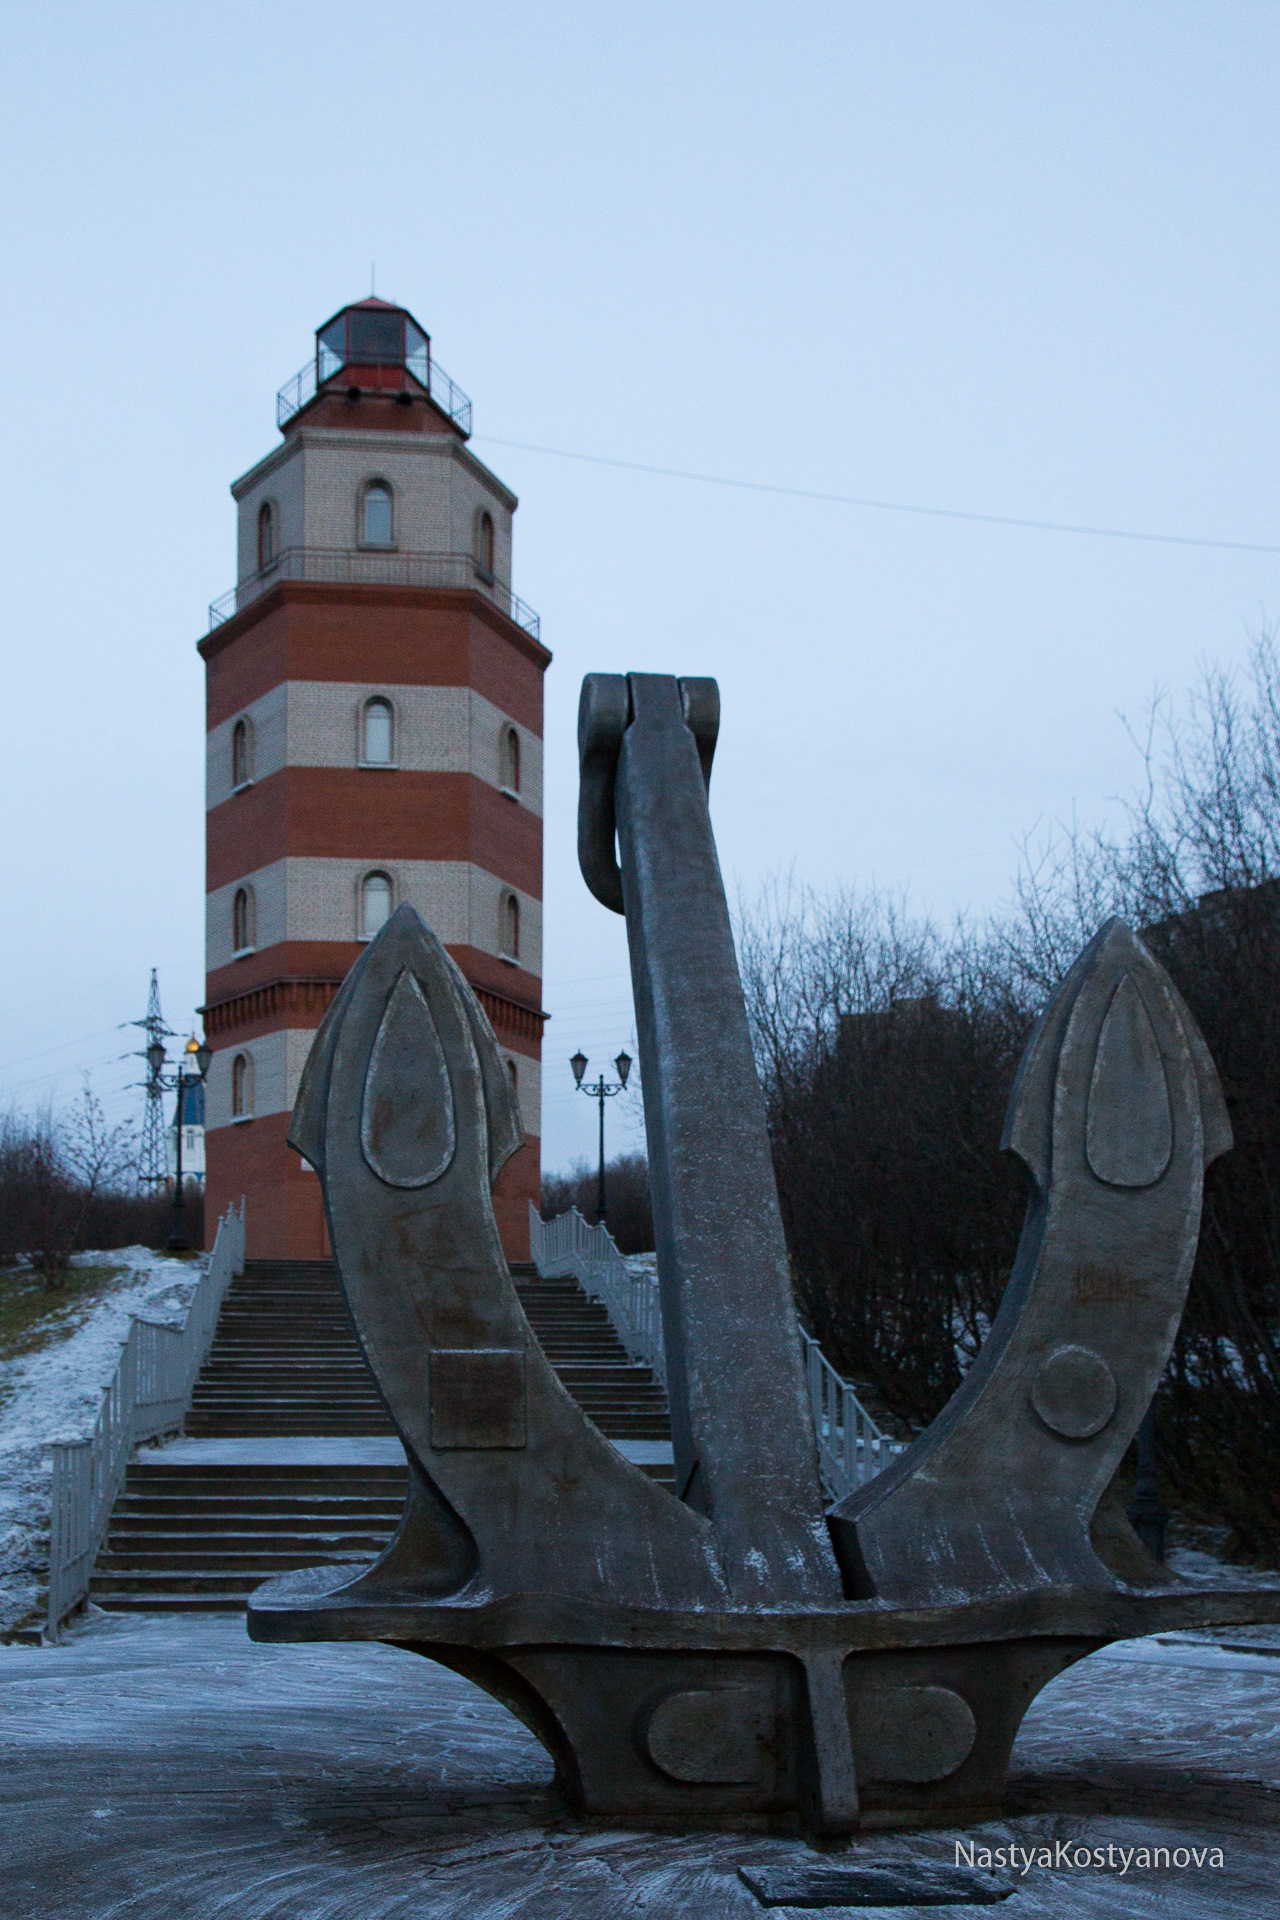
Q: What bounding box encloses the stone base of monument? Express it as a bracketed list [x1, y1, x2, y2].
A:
[249, 1563, 1280, 1835]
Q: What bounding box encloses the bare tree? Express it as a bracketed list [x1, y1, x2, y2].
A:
[741, 631, 1280, 1557]
[996, 629, 1280, 1558]
[28, 1108, 72, 1288]
[60, 1081, 138, 1257]
[740, 881, 1033, 1432]
[0, 1086, 164, 1278]
[541, 1152, 654, 1255]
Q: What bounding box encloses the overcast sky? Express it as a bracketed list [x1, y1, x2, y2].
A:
[3, 3, 1279, 1173]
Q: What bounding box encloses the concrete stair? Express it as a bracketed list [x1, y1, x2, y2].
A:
[511, 1266, 671, 1442]
[184, 1259, 393, 1438]
[90, 1462, 407, 1614]
[91, 1254, 673, 1614]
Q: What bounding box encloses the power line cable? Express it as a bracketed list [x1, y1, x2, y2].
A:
[472, 435, 1280, 557]
[0, 1024, 129, 1076]
[2, 1052, 137, 1099]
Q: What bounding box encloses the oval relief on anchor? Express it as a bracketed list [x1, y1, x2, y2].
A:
[645, 1686, 774, 1785]
[1031, 1344, 1117, 1439]
[852, 1686, 977, 1784]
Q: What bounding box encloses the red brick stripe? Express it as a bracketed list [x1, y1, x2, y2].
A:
[206, 768, 543, 896]
[200, 584, 548, 733]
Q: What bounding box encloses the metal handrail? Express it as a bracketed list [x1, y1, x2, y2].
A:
[799, 1327, 906, 1498]
[208, 546, 540, 644]
[276, 352, 472, 435]
[45, 1202, 245, 1640]
[528, 1202, 666, 1384]
[527, 1203, 906, 1501]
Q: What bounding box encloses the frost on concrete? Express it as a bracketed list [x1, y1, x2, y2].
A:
[3, 1611, 1280, 1918]
[0, 1250, 202, 1634]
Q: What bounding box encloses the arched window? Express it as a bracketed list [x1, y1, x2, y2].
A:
[362, 697, 394, 765]
[500, 892, 520, 961]
[362, 871, 393, 938]
[257, 502, 275, 570]
[231, 717, 252, 789]
[474, 509, 495, 581]
[500, 725, 520, 795]
[231, 1053, 254, 1118]
[232, 886, 256, 954]
[363, 482, 393, 546]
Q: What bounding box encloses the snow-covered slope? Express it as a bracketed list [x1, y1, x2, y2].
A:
[0, 1251, 203, 1635]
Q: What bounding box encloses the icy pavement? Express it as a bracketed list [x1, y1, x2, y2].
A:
[1165, 1544, 1280, 1590]
[0, 1250, 202, 1634]
[149, 1434, 674, 1469]
[2, 1610, 1279, 1918]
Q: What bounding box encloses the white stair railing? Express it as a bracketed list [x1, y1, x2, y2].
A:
[528, 1201, 666, 1383]
[528, 1203, 906, 1501]
[800, 1327, 906, 1498]
[45, 1201, 245, 1639]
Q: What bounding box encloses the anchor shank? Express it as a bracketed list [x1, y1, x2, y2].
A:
[610, 672, 838, 1600]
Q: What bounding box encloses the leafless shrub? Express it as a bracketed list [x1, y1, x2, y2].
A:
[0, 1087, 196, 1272]
[998, 631, 1280, 1558]
[741, 630, 1280, 1557]
[541, 1152, 654, 1255]
[740, 881, 1034, 1430]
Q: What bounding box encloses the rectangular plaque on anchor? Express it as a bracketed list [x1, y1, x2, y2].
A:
[429, 1348, 527, 1449]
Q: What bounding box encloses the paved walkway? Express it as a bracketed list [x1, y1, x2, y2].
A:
[151, 1435, 674, 1468]
[2, 1613, 1278, 1918]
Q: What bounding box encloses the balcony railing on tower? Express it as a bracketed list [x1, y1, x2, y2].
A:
[207, 546, 541, 643]
[276, 349, 472, 435]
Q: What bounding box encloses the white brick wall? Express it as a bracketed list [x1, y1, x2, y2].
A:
[502, 1050, 541, 1139]
[230, 431, 514, 582]
[207, 684, 542, 813]
[206, 1023, 541, 1135]
[469, 865, 541, 973]
[206, 682, 287, 810]
[234, 443, 307, 583]
[205, 1026, 315, 1128]
[207, 858, 541, 974]
[207, 858, 288, 964]
[467, 694, 541, 810]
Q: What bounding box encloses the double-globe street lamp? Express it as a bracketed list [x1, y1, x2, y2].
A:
[147, 1034, 212, 1252]
[570, 1048, 632, 1233]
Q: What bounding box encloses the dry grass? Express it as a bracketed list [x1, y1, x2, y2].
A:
[0, 1263, 128, 1372]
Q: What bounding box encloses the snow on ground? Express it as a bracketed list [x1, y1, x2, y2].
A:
[0, 1249, 204, 1634]
[1165, 1544, 1280, 1590]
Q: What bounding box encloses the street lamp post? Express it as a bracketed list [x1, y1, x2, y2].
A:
[148, 1035, 213, 1252]
[570, 1049, 632, 1232]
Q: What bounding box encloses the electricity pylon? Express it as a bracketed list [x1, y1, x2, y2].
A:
[131, 970, 174, 1190]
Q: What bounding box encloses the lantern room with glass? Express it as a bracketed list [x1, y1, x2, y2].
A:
[316, 300, 430, 390]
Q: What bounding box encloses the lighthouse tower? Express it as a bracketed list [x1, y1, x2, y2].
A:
[198, 299, 548, 1260]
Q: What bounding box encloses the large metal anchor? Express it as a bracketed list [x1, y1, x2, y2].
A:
[250, 669, 1280, 1838]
